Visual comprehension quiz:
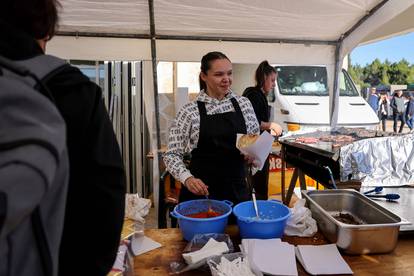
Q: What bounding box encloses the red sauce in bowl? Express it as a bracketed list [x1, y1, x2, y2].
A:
[185, 210, 223, 218]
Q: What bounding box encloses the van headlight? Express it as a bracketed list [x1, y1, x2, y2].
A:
[287, 123, 301, 131]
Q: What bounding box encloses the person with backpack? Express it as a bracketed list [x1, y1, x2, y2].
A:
[0, 1, 126, 275]
[242, 60, 283, 200]
[0, 56, 69, 275]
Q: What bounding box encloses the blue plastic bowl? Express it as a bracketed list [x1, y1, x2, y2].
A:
[233, 200, 291, 239]
[171, 199, 233, 241]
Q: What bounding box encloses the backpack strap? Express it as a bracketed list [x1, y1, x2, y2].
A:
[32, 207, 53, 276]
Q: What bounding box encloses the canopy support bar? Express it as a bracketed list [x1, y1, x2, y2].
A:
[56, 31, 337, 46]
[342, 0, 389, 40]
[156, 35, 337, 45]
[56, 31, 151, 39]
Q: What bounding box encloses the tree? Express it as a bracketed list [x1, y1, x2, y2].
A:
[389, 59, 411, 84]
[381, 59, 390, 85]
[348, 57, 414, 87]
[408, 66, 414, 84]
[364, 59, 383, 86]
[348, 56, 367, 87]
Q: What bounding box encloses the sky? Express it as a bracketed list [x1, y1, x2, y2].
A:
[350, 32, 414, 66]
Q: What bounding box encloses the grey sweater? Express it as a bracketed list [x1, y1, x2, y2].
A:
[391, 96, 405, 114]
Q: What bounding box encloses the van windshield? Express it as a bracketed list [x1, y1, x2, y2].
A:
[340, 69, 359, 97]
[276, 66, 328, 96]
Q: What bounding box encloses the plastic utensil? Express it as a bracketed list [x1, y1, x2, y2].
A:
[252, 188, 260, 219]
[205, 195, 213, 214]
[366, 193, 400, 201]
[363, 187, 383, 195]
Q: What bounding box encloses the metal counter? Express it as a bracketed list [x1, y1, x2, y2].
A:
[360, 186, 414, 232]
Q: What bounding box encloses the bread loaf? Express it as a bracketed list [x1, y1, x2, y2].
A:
[237, 134, 259, 148]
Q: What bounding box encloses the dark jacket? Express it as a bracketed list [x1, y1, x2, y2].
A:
[406, 99, 414, 117]
[0, 22, 126, 276]
[243, 86, 270, 127]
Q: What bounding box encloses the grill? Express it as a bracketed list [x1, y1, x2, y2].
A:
[281, 139, 340, 185]
[278, 128, 403, 204]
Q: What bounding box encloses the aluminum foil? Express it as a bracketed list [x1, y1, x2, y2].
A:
[339, 133, 414, 186]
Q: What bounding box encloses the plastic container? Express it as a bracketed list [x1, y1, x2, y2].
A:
[233, 200, 290, 239]
[171, 199, 233, 241]
[302, 189, 410, 254]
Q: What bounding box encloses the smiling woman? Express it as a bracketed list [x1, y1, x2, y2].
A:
[200, 61, 232, 100]
[163, 51, 260, 208]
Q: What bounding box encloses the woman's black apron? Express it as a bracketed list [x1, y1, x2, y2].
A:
[179, 98, 250, 205]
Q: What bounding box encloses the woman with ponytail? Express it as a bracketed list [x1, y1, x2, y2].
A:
[242, 60, 283, 199]
[164, 51, 260, 205]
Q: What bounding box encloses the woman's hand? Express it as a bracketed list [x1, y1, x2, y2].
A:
[269, 122, 283, 136]
[184, 177, 209, 196]
[243, 154, 259, 167]
[244, 154, 254, 164]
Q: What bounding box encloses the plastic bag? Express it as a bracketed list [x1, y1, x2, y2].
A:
[207, 253, 261, 276]
[284, 199, 317, 237]
[170, 233, 234, 274]
[125, 193, 151, 223]
[108, 239, 134, 276]
[183, 233, 234, 253]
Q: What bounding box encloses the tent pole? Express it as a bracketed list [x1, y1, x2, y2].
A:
[330, 42, 341, 129]
[330, 0, 389, 128]
[148, 0, 161, 152]
[148, 0, 162, 182]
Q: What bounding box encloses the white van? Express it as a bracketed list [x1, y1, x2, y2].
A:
[268, 65, 379, 131]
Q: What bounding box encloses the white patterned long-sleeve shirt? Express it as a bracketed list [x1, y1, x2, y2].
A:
[163, 90, 260, 184]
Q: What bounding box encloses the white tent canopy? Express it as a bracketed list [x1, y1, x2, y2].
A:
[52, 0, 414, 61]
[49, 0, 414, 132]
[48, 0, 414, 220]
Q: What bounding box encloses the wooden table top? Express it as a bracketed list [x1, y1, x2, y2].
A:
[134, 228, 414, 275]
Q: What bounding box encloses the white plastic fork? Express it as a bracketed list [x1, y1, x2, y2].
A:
[252, 188, 260, 219]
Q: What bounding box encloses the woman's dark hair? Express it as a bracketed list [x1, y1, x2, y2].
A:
[0, 0, 60, 40]
[199, 51, 230, 91]
[255, 60, 276, 89]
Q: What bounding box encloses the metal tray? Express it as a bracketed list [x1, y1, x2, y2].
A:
[302, 189, 410, 254]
